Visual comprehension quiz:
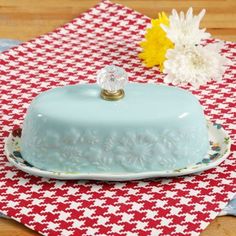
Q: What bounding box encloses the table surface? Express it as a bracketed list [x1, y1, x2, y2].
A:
[0, 0, 235, 235]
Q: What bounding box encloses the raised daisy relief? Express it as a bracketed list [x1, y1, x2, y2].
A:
[139, 7, 228, 87]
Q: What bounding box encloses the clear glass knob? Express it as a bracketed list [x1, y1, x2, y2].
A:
[97, 65, 128, 101]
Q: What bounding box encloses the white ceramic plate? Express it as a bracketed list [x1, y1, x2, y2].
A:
[4, 122, 231, 181]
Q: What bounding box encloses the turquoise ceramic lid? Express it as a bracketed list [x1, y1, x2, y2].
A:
[21, 82, 209, 174]
[30, 83, 203, 128]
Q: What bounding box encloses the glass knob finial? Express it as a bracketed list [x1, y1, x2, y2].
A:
[97, 65, 128, 101]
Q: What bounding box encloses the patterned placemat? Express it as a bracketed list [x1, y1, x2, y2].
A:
[0, 1, 235, 235]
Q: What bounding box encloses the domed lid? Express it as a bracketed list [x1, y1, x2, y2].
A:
[30, 81, 203, 128]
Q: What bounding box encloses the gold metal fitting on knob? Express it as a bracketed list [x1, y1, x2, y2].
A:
[100, 89, 125, 101]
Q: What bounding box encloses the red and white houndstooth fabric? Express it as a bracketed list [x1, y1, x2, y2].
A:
[0, 1, 236, 235]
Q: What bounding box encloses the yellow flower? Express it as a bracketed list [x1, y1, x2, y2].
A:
[139, 12, 174, 71]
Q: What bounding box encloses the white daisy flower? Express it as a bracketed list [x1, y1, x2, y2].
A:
[161, 8, 211, 46]
[163, 43, 228, 87]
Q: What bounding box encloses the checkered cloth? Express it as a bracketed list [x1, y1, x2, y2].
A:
[0, 1, 236, 235]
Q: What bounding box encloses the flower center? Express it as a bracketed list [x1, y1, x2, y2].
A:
[187, 50, 205, 69]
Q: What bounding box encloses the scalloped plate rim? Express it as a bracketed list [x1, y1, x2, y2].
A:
[4, 122, 232, 181]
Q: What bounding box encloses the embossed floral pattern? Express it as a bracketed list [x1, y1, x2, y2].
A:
[20, 117, 211, 173]
[114, 131, 158, 171]
[9, 122, 230, 178]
